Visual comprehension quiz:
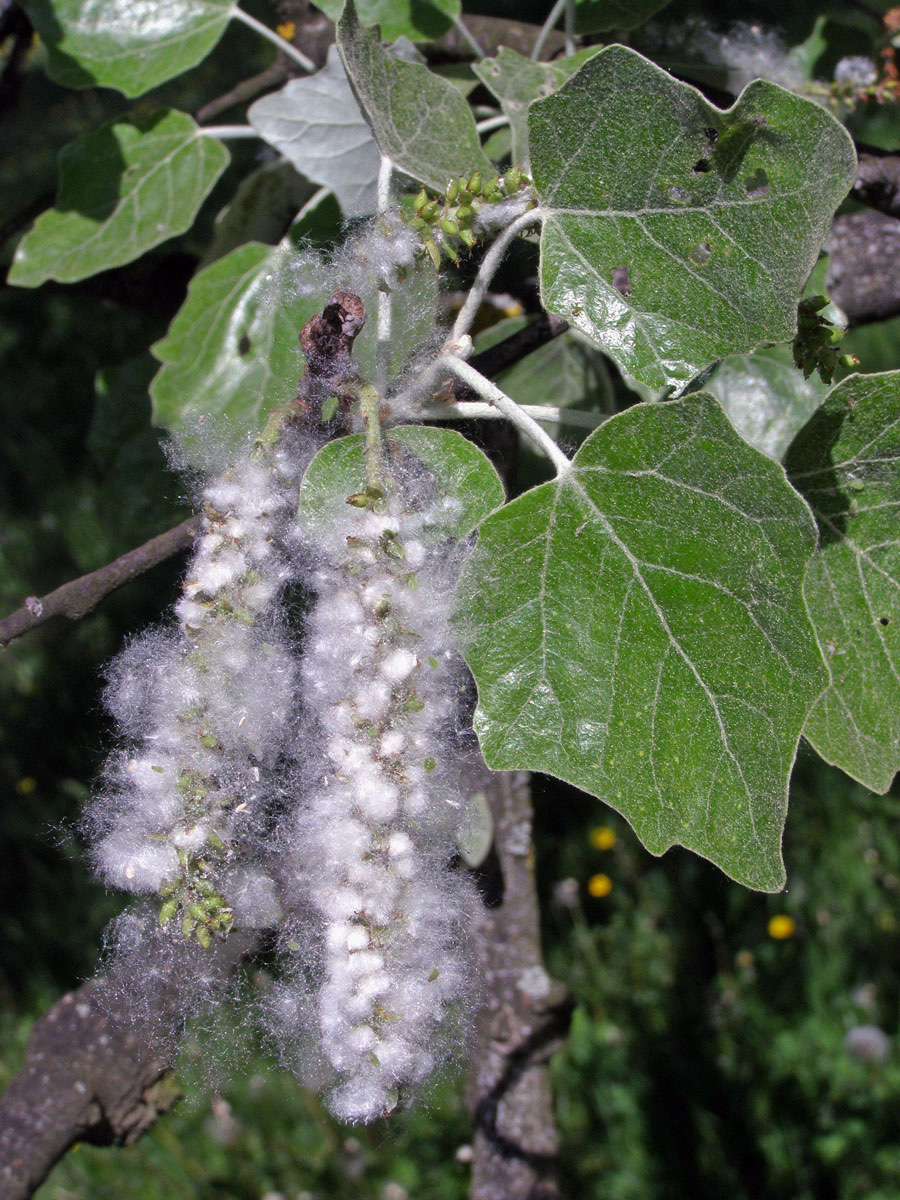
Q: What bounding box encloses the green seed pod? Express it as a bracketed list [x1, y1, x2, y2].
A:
[445, 178, 459, 202]
[195, 924, 212, 949]
[441, 218, 459, 237]
[503, 167, 522, 193]
[468, 170, 483, 195]
[414, 188, 428, 209]
[459, 228, 477, 249]
[181, 914, 196, 938]
[158, 898, 178, 927]
[424, 239, 441, 270]
[455, 205, 474, 223]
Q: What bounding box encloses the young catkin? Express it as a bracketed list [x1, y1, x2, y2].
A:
[273, 453, 478, 1122]
[88, 426, 312, 946]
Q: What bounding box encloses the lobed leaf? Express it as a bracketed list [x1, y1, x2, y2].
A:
[9, 109, 228, 287]
[337, 0, 492, 191]
[455, 393, 827, 891]
[529, 45, 857, 391]
[786, 372, 900, 792]
[21, 0, 232, 97]
[248, 46, 381, 218]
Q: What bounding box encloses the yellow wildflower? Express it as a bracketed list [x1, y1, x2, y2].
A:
[589, 825, 616, 851]
[767, 914, 796, 940]
[276, 21, 296, 40]
[587, 873, 613, 898]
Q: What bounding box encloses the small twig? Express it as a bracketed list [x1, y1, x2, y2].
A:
[476, 114, 510, 136]
[452, 11, 486, 58]
[232, 6, 316, 73]
[563, 0, 576, 56]
[195, 62, 289, 124]
[441, 355, 573, 475]
[420, 401, 604, 429]
[531, 0, 566, 60]
[376, 155, 394, 397]
[451, 210, 541, 345]
[197, 125, 259, 140]
[0, 517, 200, 650]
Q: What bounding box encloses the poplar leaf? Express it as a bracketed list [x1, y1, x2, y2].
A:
[455, 394, 827, 891]
[298, 426, 505, 543]
[248, 47, 381, 218]
[471, 46, 600, 166]
[150, 240, 332, 441]
[9, 110, 228, 287]
[786, 372, 900, 792]
[706, 345, 828, 461]
[574, 0, 672, 33]
[21, 0, 232, 97]
[337, 0, 492, 191]
[529, 45, 857, 391]
[312, 0, 459, 41]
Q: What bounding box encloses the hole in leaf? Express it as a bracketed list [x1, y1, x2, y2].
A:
[703, 126, 719, 144]
[744, 168, 770, 198]
[690, 242, 712, 266]
[667, 185, 691, 204]
[880, 616, 891, 626]
[238, 334, 251, 356]
[692, 158, 712, 174]
[611, 265, 632, 296]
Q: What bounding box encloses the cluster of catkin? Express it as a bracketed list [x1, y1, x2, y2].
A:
[88, 418, 478, 1121]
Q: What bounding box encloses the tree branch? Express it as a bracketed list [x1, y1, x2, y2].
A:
[468, 772, 573, 1200]
[0, 516, 200, 649]
[852, 153, 900, 219]
[0, 931, 256, 1200]
[826, 210, 900, 326]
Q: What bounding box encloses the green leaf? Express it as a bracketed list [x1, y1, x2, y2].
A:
[785, 372, 900, 792]
[151, 236, 437, 444]
[9, 109, 228, 287]
[313, 0, 458, 41]
[472, 46, 600, 167]
[455, 393, 827, 891]
[21, 0, 232, 97]
[529, 45, 857, 391]
[705, 345, 829, 461]
[201, 160, 316, 267]
[297, 425, 505, 542]
[337, 0, 492, 191]
[248, 46, 381, 217]
[574, 0, 671, 34]
[150, 239, 332, 442]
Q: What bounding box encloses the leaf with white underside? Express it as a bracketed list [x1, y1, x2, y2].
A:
[706, 345, 829, 461]
[786, 372, 900, 792]
[529, 45, 857, 391]
[298, 426, 505, 543]
[249, 47, 381, 218]
[337, 0, 492, 192]
[471, 47, 599, 167]
[150, 239, 332, 443]
[20, 0, 231, 97]
[9, 110, 229, 288]
[455, 394, 827, 891]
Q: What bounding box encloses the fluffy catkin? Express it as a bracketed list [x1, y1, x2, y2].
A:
[87, 424, 313, 946]
[272, 454, 478, 1122]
